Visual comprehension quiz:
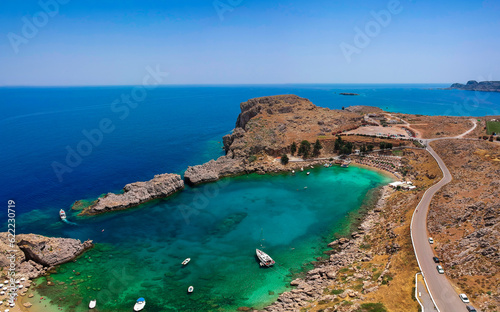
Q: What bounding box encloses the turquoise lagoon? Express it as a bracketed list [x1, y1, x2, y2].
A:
[29, 166, 391, 312]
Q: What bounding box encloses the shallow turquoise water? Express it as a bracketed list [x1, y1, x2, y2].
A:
[29, 166, 391, 312]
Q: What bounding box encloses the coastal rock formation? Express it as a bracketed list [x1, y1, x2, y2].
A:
[0, 233, 93, 280]
[185, 94, 364, 185]
[184, 156, 245, 185]
[78, 173, 184, 215]
[449, 80, 500, 92]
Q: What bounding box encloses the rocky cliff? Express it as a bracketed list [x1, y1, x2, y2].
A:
[185, 94, 363, 185]
[0, 233, 93, 279]
[449, 80, 500, 92]
[77, 173, 184, 215]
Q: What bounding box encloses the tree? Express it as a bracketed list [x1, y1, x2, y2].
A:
[367, 144, 374, 152]
[386, 142, 393, 149]
[345, 141, 353, 154]
[380, 142, 386, 150]
[312, 139, 323, 157]
[298, 140, 311, 158]
[360, 145, 367, 154]
[290, 142, 297, 155]
[334, 136, 343, 151]
[281, 154, 289, 165]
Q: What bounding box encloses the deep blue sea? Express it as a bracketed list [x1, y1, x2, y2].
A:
[2, 84, 500, 219]
[1, 84, 500, 311]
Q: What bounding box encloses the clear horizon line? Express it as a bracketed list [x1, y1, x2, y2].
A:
[0, 82, 454, 88]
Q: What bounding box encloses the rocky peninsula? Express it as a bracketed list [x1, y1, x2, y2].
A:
[448, 80, 500, 92]
[74, 173, 184, 215]
[185, 95, 364, 185]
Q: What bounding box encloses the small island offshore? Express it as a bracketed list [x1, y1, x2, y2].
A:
[2, 95, 500, 312]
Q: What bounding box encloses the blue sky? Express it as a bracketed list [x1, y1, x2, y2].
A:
[0, 0, 499, 85]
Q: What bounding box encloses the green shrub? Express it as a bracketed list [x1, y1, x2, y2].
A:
[356, 302, 387, 312]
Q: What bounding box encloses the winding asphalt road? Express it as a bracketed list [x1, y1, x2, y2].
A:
[410, 119, 477, 312]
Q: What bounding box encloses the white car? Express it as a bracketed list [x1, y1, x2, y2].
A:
[428, 237, 434, 244]
[436, 265, 444, 274]
[459, 294, 470, 303]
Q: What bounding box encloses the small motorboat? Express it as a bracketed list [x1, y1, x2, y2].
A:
[291, 170, 295, 174]
[133, 298, 146, 311]
[306, 172, 310, 175]
[59, 209, 66, 220]
[188, 286, 194, 293]
[89, 299, 96, 309]
[181, 258, 191, 266]
[300, 167, 304, 172]
[256, 249, 275, 267]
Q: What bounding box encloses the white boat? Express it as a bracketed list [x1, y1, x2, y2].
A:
[188, 286, 194, 293]
[291, 170, 295, 174]
[300, 167, 304, 171]
[306, 172, 310, 175]
[133, 298, 146, 311]
[256, 249, 275, 267]
[59, 209, 66, 220]
[181, 258, 191, 266]
[89, 299, 96, 309]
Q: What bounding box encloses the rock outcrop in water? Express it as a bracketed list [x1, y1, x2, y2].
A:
[448, 80, 500, 92]
[0, 233, 93, 279]
[184, 156, 245, 185]
[77, 173, 184, 215]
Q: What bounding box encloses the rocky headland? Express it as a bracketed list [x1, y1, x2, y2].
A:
[0, 233, 93, 280]
[448, 80, 500, 92]
[74, 173, 184, 215]
[185, 95, 364, 185]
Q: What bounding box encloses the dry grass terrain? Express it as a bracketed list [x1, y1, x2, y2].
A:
[428, 140, 500, 312]
[392, 113, 473, 138]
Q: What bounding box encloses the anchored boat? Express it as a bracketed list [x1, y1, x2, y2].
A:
[89, 299, 96, 309]
[133, 298, 146, 311]
[256, 249, 275, 267]
[181, 258, 191, 266]
[188, 286, 194, 293]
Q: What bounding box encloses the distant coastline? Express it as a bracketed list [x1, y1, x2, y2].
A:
[445, 80, 500, 92]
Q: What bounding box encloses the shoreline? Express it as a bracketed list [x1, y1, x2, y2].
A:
[14, 161, 395, 312]
[263, 184, 394, 311]
[350, 162, 399, 181]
